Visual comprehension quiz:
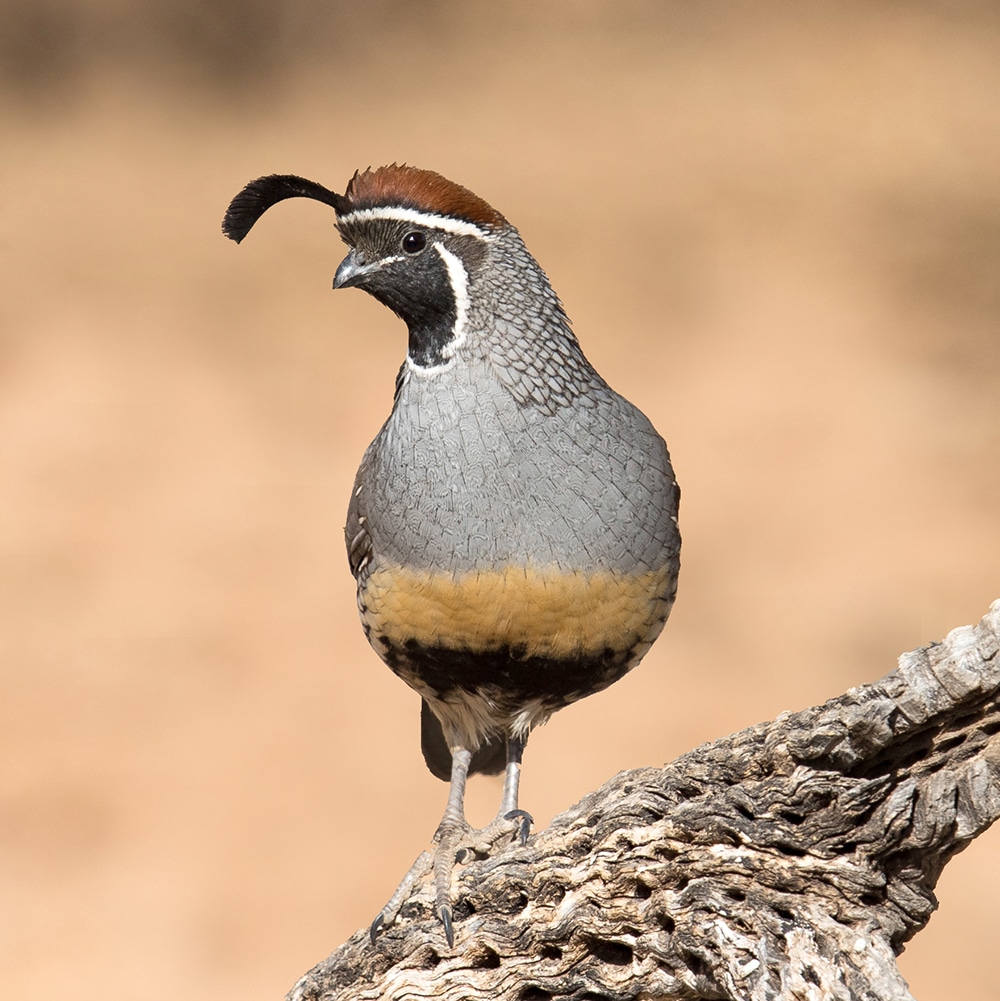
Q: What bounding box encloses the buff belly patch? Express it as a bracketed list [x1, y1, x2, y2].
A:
[359, 562, 676, 663]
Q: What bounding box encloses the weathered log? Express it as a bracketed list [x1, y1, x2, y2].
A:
[289, 600, 1000, 1001]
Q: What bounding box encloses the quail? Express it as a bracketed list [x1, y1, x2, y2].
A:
[222, 165, 681, 945]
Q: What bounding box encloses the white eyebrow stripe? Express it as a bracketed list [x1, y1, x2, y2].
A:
[336, 206, 493, 239]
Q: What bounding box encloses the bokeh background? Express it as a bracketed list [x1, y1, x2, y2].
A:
[3, 1, 999, 997]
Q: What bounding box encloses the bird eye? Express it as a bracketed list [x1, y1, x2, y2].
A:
[401, 231, 427, 254]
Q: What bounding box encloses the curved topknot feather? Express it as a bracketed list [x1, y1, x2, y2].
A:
[222, 174, 348, 243]
[343, 165, 506, 229]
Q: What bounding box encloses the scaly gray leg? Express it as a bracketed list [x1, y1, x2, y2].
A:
[500, 734, 533, 844]
[370, 740, 531, 946]
[370, 747, 473, 946]
[477, 734, 533, 849]
[433, 746, 473, 946]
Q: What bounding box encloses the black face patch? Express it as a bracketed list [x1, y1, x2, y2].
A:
[337, 218, 463, 369]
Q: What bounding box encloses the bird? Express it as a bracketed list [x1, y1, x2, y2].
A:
[222, 164, 681, 946]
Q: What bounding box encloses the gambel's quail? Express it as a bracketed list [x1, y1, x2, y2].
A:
[222, 165, 681, 945]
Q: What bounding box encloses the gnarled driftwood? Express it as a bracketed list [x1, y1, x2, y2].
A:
[290, 599, 1000, 1001]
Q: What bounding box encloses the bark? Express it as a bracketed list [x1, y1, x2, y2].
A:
[289, 600, 1000, 1001]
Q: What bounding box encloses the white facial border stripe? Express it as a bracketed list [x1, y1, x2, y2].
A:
[336, 206, 492, 239]
[406, 242, 470, 376]
[434, 244, 469, 358]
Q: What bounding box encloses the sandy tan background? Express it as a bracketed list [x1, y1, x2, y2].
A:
[3, 1, 999, 997]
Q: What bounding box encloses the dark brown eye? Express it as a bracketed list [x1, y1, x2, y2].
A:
[401, 231, 426, 254]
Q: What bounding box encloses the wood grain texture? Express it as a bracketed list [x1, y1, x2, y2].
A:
[290, 600, 1000, 1001]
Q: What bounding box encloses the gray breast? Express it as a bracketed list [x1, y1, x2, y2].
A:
[354, 356, 678, 576]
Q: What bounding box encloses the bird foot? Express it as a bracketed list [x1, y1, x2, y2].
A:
[370, 811, 533, 946]
[432, 819, 469, 947]
[435, 811, 534, 945]
[370, 816, 470, 946]
[369, 849, 432, 944]
[464, 808, 534, 857]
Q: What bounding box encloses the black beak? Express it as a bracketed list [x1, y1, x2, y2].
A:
[334, 248, 373, 290]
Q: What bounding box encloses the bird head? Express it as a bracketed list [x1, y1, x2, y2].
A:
[222, 165, 508, 370]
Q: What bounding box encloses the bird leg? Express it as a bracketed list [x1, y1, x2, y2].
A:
[500, 732, 526, 819]
[498, 733, 533, 843]
[474, 734, 533, 850]
[432, 746, 473, 946]
[370, 746, 472, 946]
[370, 740, 532, 947]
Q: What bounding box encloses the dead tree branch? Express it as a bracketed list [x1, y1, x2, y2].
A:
[289, 600, 1000, 1001]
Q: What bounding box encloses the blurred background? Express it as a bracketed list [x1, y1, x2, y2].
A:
[2, 1, 999, 997]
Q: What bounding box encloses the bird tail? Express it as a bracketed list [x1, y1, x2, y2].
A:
[420, 699, 506, 780]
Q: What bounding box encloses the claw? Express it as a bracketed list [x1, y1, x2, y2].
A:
[369, 913, 384, 945]
[437, 902, 455, 948]
[505, 808, 534, 845]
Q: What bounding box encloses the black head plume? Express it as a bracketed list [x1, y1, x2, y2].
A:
[222, 174, 348, 243]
